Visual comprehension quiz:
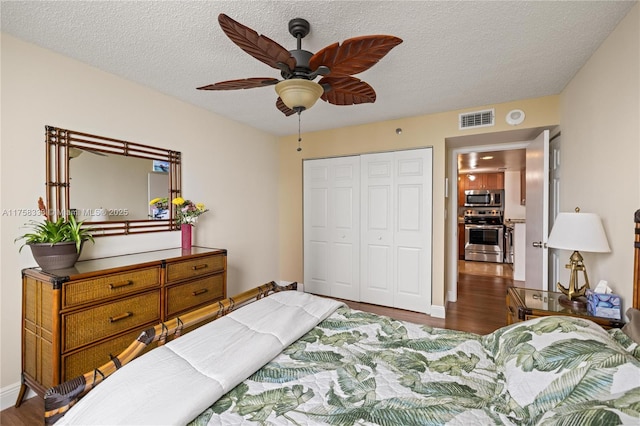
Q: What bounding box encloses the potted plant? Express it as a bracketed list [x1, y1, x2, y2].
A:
[15, 198, 94, 270]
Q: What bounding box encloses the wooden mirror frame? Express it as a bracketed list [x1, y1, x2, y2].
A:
[45, 125, 182, 236]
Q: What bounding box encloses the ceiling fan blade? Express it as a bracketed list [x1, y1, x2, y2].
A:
[197, 78, 279, 91]
[310, 35, 402, 76]
[319, 76, 376, 105]
[276, 98, 296, 116]
[218, 14, 296, 72]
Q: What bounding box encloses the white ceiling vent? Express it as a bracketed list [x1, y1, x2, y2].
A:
[459, 109, 495, 130]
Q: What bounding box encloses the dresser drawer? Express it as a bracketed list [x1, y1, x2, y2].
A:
[62, 327, 155, 381]
[62, 267, 160, 308]
[166, 274, 225, 318]
[62, 291, 160, 352]
[166, 255, 225, 283]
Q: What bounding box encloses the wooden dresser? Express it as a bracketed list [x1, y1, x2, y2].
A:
[17, 246, 226, 405]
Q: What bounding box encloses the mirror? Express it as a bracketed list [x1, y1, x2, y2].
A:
[45, 125, 181, 236]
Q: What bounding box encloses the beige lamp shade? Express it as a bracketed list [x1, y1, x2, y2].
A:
[547, 211, 610, 253]
[275, 79, 324, 111]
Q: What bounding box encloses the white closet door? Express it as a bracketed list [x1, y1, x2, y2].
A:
[360, 153, 395, 306]
[303, 157, 360, 300]
[361, 149, 432, 313]
[393, 149, 432, 313]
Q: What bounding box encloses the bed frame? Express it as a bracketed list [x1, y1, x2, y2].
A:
[43, 281, 297, 424]
[43, 209, 640, 424]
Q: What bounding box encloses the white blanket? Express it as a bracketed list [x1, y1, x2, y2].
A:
[56, 291, 344, 425]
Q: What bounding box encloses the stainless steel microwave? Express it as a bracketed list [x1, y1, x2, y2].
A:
[464, 189, 504, 207]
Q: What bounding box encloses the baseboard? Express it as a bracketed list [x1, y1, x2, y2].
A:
[430, 304, 446, 319]
[0, 382, 35, 411]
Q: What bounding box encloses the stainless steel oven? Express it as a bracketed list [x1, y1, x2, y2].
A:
[463, 209, 504, 263]
[465, 225, 504, 263]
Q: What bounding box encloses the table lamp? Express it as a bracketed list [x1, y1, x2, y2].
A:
[546, 207, 610, 307]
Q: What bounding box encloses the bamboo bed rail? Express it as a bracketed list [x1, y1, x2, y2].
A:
[44, 281, 297, 424]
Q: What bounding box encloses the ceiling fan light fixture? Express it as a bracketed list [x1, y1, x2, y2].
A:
[275, 79, 324, 111]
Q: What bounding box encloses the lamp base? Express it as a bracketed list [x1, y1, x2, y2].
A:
[558, 294, 587, 309]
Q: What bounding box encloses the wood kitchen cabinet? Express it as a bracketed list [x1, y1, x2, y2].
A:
[458, 222, 466, 260]
[461, 172, 504, 190]
[17, 247, 226, 405]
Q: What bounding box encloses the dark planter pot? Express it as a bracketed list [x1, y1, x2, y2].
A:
[29, 241, 82, 271]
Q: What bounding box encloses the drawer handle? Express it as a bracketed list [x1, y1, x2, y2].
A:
[109, 312, 133, 323]
[192, 288, 208, 296]
[191, 264, 209, 271]
[108, 280, 133, 290]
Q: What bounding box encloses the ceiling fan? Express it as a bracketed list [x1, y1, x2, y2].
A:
[197, 14, 403, 117]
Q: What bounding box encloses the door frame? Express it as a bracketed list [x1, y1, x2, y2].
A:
[447, 141, 529, 303]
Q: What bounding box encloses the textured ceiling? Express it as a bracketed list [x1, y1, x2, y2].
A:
[1, 1, 635, 137]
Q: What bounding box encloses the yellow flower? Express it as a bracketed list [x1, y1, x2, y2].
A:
[149, 197, 162, 205]
[196, 203, 205, 211]
[172, 197, 185, 206]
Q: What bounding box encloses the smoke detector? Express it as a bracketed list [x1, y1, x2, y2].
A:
[506, 109, 525, 125]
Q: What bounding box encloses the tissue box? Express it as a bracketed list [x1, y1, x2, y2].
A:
[586, 290, 621, 319]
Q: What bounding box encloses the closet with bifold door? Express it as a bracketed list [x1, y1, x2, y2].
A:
[303, 148, 433, 314]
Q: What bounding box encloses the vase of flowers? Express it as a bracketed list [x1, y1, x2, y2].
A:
[172, 197, 209, 250]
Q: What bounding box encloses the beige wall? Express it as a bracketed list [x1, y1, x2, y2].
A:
[1, 1, 637, 405]
[558, 3, 639, 304]
[277, 3, 639, 316]
[0, 34, 280, 395]
[277, 96, 559, 311]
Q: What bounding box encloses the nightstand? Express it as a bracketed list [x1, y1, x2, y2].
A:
[506, 286, 625, 329]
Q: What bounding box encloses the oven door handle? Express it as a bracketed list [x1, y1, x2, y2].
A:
[465, 224, 503, 229]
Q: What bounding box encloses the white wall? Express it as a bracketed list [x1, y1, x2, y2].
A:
[0, 34, 281, 401]
[558, 4, 639, 305]
[503, 171, 526, 220]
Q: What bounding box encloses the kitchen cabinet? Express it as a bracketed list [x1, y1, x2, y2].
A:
[458, 177, 466, 207]
[458, 222, 465, 260]
[462, 172, 504, 190]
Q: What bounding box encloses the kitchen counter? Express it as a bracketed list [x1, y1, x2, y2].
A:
[504, 218, 526, 226]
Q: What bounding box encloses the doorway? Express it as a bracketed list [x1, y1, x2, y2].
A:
[446, 127, 555, 304]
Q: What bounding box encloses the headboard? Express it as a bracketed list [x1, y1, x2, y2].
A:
[634, 209, 639, 309]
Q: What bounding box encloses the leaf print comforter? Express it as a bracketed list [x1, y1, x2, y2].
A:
[190, 307, 640, 426]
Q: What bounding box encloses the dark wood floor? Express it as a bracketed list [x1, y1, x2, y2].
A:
[1, 263, 512, 425]
[340, 270, 511, 335]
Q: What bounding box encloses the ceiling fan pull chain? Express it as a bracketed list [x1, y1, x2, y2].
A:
[297, 112, 302, 152]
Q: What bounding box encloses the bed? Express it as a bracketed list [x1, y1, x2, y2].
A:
[45, 210, 640, 425]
